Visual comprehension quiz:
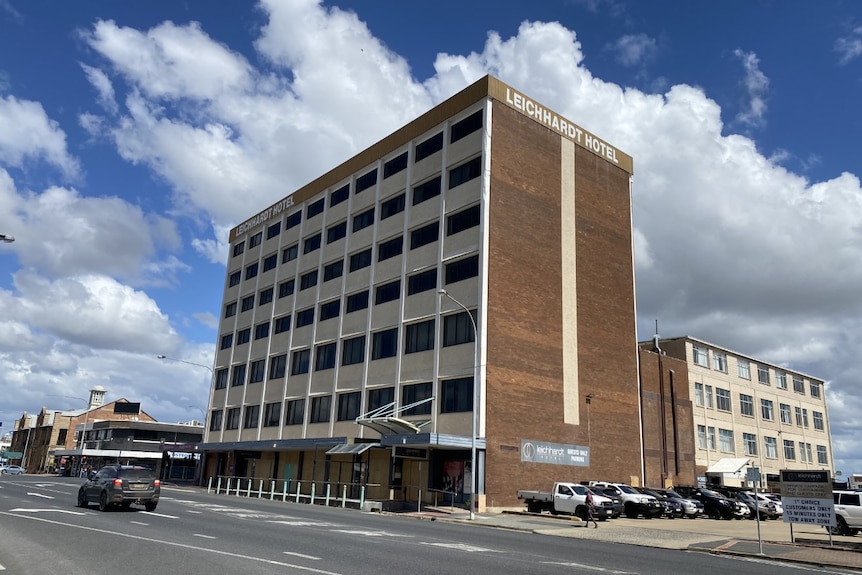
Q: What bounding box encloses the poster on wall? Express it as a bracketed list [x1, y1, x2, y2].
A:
[443, 460, 463, 495]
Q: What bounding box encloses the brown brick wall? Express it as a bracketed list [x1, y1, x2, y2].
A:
[484, 102, 640, 508]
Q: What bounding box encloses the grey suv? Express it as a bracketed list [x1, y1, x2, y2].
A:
[77, 464, 160, 512]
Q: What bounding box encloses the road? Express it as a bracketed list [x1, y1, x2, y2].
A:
[0, 475, 847, 574]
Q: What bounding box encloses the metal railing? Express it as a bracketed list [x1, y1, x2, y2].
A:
[207, 476, 380, 509]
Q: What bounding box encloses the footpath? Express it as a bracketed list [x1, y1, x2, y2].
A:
[402, 507, 862, 571]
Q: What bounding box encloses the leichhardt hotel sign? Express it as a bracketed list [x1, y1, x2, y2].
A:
[488, 77, 633, 175]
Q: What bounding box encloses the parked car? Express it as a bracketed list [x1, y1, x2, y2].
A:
[589, 482, 663, 518]
[589, 486, 624, 518]
[735, 491, 778, 520]
[0, 465, 25, 475]
[639, 487, 684, 518]
[517, 482, 615, 520]
[654, 488, 703, 518]
[830, 490, 862, 536]
[762, 493, 783, 517]
[77, 464, 160, 512]
[678, 487, 742, 520]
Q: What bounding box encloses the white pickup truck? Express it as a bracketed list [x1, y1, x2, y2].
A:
[517, 482, 615, 520]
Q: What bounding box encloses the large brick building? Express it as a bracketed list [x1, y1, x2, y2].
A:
[200, 75, 663, 510]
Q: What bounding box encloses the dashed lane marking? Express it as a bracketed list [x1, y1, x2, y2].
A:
[284, 552, 321, 561]
[421, 542, 501, 553]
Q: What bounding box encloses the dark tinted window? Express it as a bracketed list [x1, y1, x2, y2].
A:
[383, 152, 408, 178]
[372, 328, 398, 360]
[415, 132, 443, 162]
[405, 319, 435, 353]
[356, 169, 377, 194]
[267, 221, 281, 239]
[402, 382, 432, 415]
[447, 205, 480, 236]
[378, 236, 403, 262]
[296, 308, 314, 327]
[337, 392, 361, 421]
[413, 176, 441, 205]
[307, 198, 325, 218]
[407, 269, 437, 295]
[349, 248, 372, 271]
[449, 156, 482, 189]
[330, 184, 349, 207]
[291, 349, 310, 375]
[381, 193, 406, 220]
[274, 315, 291, 334]
[342, 335, 366, 365]
[327, 221, 347, 243]
[445, 255, 479, 284]
[323, 260, 343, 281]
[315, 343, 337, 371]
[303, 233, 321, 254]
[441, 377, 473, 413]
[262, 253, 277, 272]
[319, 299, 340, 320]
[346, 290, 369, 313]
[300, 270, 318, 290]
[353, 208, 375, 232]
[375, 280, 401, 304]
[285, 211, 302, 229]
[282, 244, 298, 263]
[278, 280, 295, 298]
[450, 110, 483, 143]
[410, 222, 439, 249]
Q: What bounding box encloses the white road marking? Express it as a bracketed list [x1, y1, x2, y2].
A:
[422, 542, 500, 552]
[9, 508, 85, 515]
[193, 534, 216, 539]
[129, 521, 149, 526]
[284, 551, 321, 560]
[0, 510, 344, 575]
[331, 530, 412, 538]
[269, 520, 334, 527]
[186, 510, 203, 514]
[542, 562, 634, 574]
[142, 511, 179, 518]
[26, 493, 53, 499]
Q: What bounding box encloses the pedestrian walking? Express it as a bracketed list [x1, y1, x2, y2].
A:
[585, 490, 599, 528]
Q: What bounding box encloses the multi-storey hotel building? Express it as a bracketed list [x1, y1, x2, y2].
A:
[646, 337, 833, 487]
[199, 75, 643, 510]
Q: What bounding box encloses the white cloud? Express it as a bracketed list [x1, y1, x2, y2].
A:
[835, 26, 862, 65]
[733, 49, 769, 128]
[607, 33, 658, 67]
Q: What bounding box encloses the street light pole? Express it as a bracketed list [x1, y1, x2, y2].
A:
[439, 288, 478, 520]
[157, 355, 214, 375]
[0, 234, 14, 243]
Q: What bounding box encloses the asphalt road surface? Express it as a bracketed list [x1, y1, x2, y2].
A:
[0, 476, 846, 574]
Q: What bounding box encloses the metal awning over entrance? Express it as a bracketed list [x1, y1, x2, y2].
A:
[354, 400, 432, 436]
[326, 443, 380, 455]
[707, 457, 750, 474]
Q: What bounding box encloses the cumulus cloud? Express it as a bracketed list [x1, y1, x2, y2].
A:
[733, 48, 769, 128]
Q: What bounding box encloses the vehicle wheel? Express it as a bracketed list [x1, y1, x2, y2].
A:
[77, 490, 89, 508]
[145, 502, 158, 512]
[527, 502, 541, 514]
[624, 503, 638, 518]
[829, 517, 850, 536]
[98, 492, 111, 512]
[707, 507, 721, 520]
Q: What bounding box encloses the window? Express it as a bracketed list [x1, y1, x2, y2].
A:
[291, 349, 310, 375]
[405, 319, 435, 353]
[378, 236, 403, 261]
[809, 382, 821, 398]
[209, 409, 223, 432]
[802, 408, 809, 428]
[743, 432, 757, 456]
[372, 328, 398, 359]
[776, 372, 787, 389]
[761, 399, 774, 421]
[402, 382, 432, 415]
[447, 205, 480, 236]
[795, 406, 803, 426]
[383, 152, 408, 178]
[310, 396, 331, 423]
[793, 375, 805, 393]
[282, 244, 298, 263]
[412, 176, 441, 205]
[269, 354, 287, 379]
[704, 385, 713, 408]
[715, 388, 731, 412]
[445, 255, 479, 284]
[410, 222, 439, 249]
[780, 403, 792, 424]
[315, 342, 337, 371]
[274, 315, 291, 334]
[262, 254, 277, 272]
[375, 280, 401, 304]
[259, 287, 273, 306]
[346, 290, 369, 313]
[286, 211, 302, 230]
[254, 321, 269, 340]
[448, 156, 481, 189]
[802, 442, 812, 463]
[296, 308, 314, 327]
[415, 132, 443, 162]
[224, 301, 237, 318]
[307, 198, 325, 218]
[249, 232, 262, 248]
[278, 280, 295, 298]
[263, 402, 281, 427]
[342, 335, 366, 366]
[739, 394, 754, 416]
[303, 233, 321, 254]
[267, 221, 281, 240]
[330, 184, 349, 207]
[231, 363, 246, 387]
[245, 262, 259, 280]
[349, 248, 372, 271]
[450, 109, 483, 143]
[368, 387, 395, 411]
[738, 359, 750, 379]
[320, 299, 340, 321]
[233, 242, 245, 257]
[215, 368, 228, 390]
[220, 333, 233, 350]
[243, 404, 260, 429]
[408, 269, 437, 295]
[707, 426, 716, 450]
[249, 359, 265, 383]
[322, 259, 343, 281]
[764, 437, 778, 458]
[229, 270, 241, 287]
[443, 310, 476, 347]
[300, 269, 318, 290]
[813, 411, 824, 430]
[225, 408, 240, 430]
[718, 428, 734, 452]
[356, 169, 377, 194]
[327, 221, 347, 244]
[692, 345, 708, 367]
[441, 377, 473, 413]
[697, 425, 707, 449]
[236, 328, 250, 345]
[817, 445, 828, 465]
[352, 208, 375, 232]
[712, 351, 727, 372]
[757, 365, 770, 385]
[241, 295, 255, 312]
[336, 392, 361, 421]
[694, 383, 704, 407]
[285, 399, 305, 425]
[381, 193, 405, 219]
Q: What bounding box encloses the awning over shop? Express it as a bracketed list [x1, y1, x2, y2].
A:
[706, 457, 750, 474]
[354, 400, 432, 436]
[325, 442, 380, 455]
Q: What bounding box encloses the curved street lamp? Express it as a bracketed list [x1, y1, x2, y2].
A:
[0, 234, 14, 243]
[439, 288, 478, 520]
[157, 355, 214, 375]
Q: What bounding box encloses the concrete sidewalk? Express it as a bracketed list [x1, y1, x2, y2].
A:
[405, 507, 862, 571]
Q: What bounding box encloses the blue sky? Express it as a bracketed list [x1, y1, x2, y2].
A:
[1, 0, 861, 474]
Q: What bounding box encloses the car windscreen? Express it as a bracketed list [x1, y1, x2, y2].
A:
[617, 485, 639, 494]
[119, 468, 155, 480]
